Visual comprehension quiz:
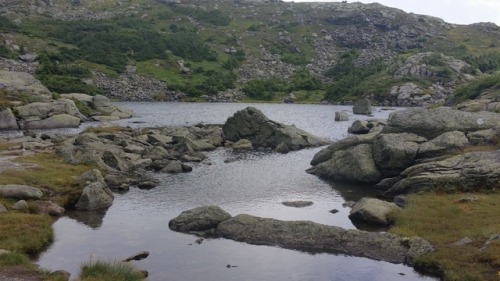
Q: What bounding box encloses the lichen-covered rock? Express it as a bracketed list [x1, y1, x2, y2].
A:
[0, 70, 51, 99]
[349, 198, 400, 226]
[168, 205, 232, 232]
[75, 182, 114, 211]
[0, 108, 19, 130]
[0, 184, 43, 199]
[352, 98, 372, 115]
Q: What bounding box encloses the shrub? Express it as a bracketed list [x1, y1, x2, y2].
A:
[452, 74, 500, 103]
[242, 78, 288, 100]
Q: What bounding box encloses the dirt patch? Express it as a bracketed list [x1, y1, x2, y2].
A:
[0, 265, 43, 281]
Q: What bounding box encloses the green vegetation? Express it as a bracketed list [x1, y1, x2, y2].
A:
[0, 15, 18, 33]
[452, 74, 500, 103]
[0, 152, 94, 207]
[242, 77, 288, 100]
[79, 260, 145, 281]
[0, 89, 42, 110]
[390, 192, 500, 281]
[172, 6, 231, 26]
[0, 213, 53, 255]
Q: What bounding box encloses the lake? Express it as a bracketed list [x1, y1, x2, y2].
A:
[35, 102, 435, 281]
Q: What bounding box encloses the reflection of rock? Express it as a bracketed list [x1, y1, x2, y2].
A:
[65, 209, 108, 229]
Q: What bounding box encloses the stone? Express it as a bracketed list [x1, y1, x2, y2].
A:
[282, 201, 313, 208]
[215, 213, 433, 265]
[11, 200, 29, 211]
[75, 182, 114, 211]
[32, 200, 65, 216]
[452, 237, 473, 246]
[383, 107, 500, 139]
[307, 144, 381, 184]
[123, 251, 150, 262]
[352, 98, 372, 115]
[0, 184, 43, 199]
[168, 205, 232, 232]
[0, 70, 51, 99]
[349, 198, 401, 226]
[275, 142, 289, 154]
[19, 114, 81, 129]
[348, 120, 371, 134]
[223, 107, 330, 150]
[102, 150, 130, 171]
[335, 111, 349, 121]
[0, 108, 19, 130]
[15, 99, 87, 121]
[232, 139, 253, 150]
[161, 161, 183, 174]
[418, 131, 470, 159]
[373, 133, 427, 176]
[0, 203, 8, 213]
[92, 95, 115, 115]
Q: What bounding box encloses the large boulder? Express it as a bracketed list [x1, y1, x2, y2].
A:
[373, 133, 427, 176]
[417, 131, 470, 159]
[352, 98, 373, 115]
[216, 213, 433, 265]
[0, 70, 51, 99]
[0, 108, 19, 130]
[168, 205, 232, 232]
[383, 150, 500, 196]
[222, 107, 330, 150]
[0, 184, 43, 199]
[383, 107, 500, 139]
[307, 144, 381, 184]
[75, 182, 114, 211]
[349, 198, 401, 226]
[19, 114, 81, 129]
[15, 99, 87, 121]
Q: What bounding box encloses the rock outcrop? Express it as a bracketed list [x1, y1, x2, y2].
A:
[169, 206, 434, 265]
[0, 70, 51, 100]
[222, 107, 330, 150]
[308, 107, 500, 196]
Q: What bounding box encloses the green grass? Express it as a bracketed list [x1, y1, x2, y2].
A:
[0, 213, 53, 255]
[390, 192, 500, 281]
[0, 252, 32, 267]
[79, 260, 144, 281]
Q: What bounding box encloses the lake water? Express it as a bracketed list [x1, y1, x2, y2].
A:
[35, 102, 435, 281]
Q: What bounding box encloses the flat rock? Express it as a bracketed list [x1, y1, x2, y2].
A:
[168, 205, 232, 232]
[349, 198, 401, 226]
[0, 184, 43, 199]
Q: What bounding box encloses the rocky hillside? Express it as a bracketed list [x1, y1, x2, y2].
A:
[1, 0, 499, 105]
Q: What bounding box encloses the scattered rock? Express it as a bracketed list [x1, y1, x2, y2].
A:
[168, 205, 232, 233]
[329, 209, 339, 214]
[75, 182, 114, 211]
[335, 111, 349, 121]
[11, 200, 29, 211]
[353, 98, 372, 115]
[123, 251, 150, 262]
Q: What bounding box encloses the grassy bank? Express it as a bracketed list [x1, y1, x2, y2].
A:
[390, 192, 500, 281]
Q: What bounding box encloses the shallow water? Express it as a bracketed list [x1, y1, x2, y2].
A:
[34, 103, 435, 281]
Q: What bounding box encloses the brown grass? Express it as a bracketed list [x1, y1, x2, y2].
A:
[390, 192, 500, 281]
[0, 213, 53, 255]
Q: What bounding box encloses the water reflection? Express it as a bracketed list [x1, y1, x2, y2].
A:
[65, 209, 108, 229]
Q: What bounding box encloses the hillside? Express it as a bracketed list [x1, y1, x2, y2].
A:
[1, 0, 499, 105]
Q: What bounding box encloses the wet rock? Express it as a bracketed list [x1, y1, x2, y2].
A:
[335, 111, 349, 121]
[168, 205, 232, 233]
[349, 198, 400, 226]
[0, 184, 43, 199]
[329, 209, 339, 214]
[275, 142, 289, 154]
[123, 251, 150, 262]
[282, 200, 313, 208]
[32, 200, 65, 216]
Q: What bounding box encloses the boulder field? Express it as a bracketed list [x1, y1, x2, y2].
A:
[307, 107, 500, 196]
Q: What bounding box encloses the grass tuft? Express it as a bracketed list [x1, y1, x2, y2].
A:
[390, 192, 500, 281]
[79, 260, 144, 281]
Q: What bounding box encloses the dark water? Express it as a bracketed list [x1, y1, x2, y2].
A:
[35, 103, 435, 281]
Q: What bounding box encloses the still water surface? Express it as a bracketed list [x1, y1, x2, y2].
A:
[36, 103, 434, 281]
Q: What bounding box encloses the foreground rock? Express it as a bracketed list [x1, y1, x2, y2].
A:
[223, 107, 331, 150]
[0, 184, 43, 200]
[349, 198, 400, 226]
[308, 107, 500, 196]
[169, 206, 434, 265]
[75, 182, 114, 211]
[168, 205, 231, 233]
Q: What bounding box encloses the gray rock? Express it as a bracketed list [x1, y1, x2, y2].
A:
[168, 205, 232, 232]
[0, 108, 19, 130]
[216, 213, 433, 265]
[77, 169, 106, 186]
[348, 120, 372, 134]
[11, 200, 29, 211]
[418, 131, 470, 159]
[18, 53, 38, 63]
[335, 111, 349, 121]
[452, 237, 473, 246]
[275, 142, 289, 154]
[373, 133, 427, 176]
[161, 161, 183, 174]
[282, 201, 313, 208]
[223, 107, 330, 150]
[0, 70, 51, 99]
[15, 99, 87, 121]
[92, 95, 115, 115]
[232, 139, 253, 150]
[383, 107, 500, 139]
[466, 127, 500, 145]
[102, 150, 129, 171]
[0, 203, 8, 213]
[32, 200, 65, 216]
[384, 150, 500, 196]
[75, 182, 114, 211]
[19, 114, 81, 129]
[349, 198, 401, 226]
[352, 98, 372, 115]
[123, 251, 150, 262]
[0, 184, 43, 199]
[307, 144, 381, 184]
